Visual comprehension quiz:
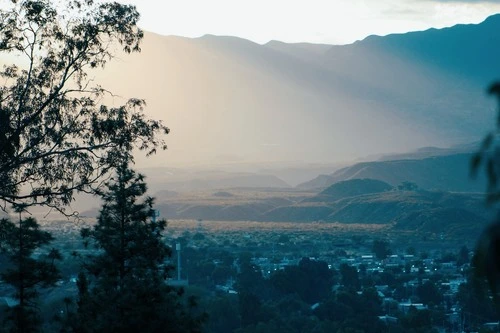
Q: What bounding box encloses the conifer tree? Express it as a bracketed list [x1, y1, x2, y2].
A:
[0, 213, 61, 333]
[74, 163, 204, 333]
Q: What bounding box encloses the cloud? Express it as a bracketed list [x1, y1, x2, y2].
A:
[381, 5, 426, 17]
[382, 0, 500, 24]
[424, 0, 500, 2]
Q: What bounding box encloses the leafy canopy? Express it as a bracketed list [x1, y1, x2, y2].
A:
[472, 80, 500, 303]
[0, 216, 61, 332]
[0, 0, 168, 212]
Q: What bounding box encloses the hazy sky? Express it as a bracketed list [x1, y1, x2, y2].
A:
[116, 0, 500, 44]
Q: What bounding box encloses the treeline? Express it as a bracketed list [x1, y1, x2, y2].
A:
[0, 164, 205, 333]
[200, 255, 497, 333]
[0, 1, 192, 331]
[168, 240, 495, 333]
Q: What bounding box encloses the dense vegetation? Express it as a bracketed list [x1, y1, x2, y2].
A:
[0, 1, 195, 332]
[2, 216, 497, 333]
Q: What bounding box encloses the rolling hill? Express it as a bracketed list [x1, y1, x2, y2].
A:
[305, 178, 393, 202]
[298, 153, 488, 192]
[10, 14, 498, 238]
[120, 182, 492, 241]
[260, 189, 491, 239]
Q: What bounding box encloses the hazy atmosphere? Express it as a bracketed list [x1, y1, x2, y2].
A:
[3, 1, 500, 332]
[116, 0, 500, 44]
[90, 5, 500, 170]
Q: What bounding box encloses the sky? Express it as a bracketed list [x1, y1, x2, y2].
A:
[116, 0, 500, 45]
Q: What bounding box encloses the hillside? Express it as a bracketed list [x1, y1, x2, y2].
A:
[305, 178, 393, 202]
[93, 184, 492, 241]
[260, 189, 491, 239]
[137, 168, 291, 193]
[71, 15, 500, 168]
[329, 15, 500, 85]
[298, 153, 487, 191]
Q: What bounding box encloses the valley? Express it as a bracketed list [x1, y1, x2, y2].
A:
[64, 143, 493, 246]
[2, 4, 500, 331]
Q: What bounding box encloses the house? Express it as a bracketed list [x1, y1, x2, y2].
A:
[378, 315, 398, 324]
[483, 322, 500, 330]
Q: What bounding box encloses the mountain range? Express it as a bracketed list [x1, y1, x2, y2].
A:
[88, 14, 500, 167]
[140, 179, 492, 241]
[10, 14, 499, 228]
[298, 151, 487, 191]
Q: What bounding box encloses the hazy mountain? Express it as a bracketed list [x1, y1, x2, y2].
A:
[305, 179, 393, 203]
[298, 153, 487, 192]
[376, 142, 480, 161]
[330, 15, 500, 85]
[264, 40, 332, 64]
[75, 169, 290, 216]
[83, 15, 500, 168]
[136, 168, 291, 192]
[155, 174, 290, 191]
[256, 164, 345, 187]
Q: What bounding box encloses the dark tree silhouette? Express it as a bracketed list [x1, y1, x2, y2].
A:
[372, 239, 392, 260]
[457, 245, 470, 267]
[339, 263, 360, 291]
[0, 214, 61, 333]
[270, 257, 334, 304]
[416, 281, 442, 306]
[0, 0, 168, 213]
[73, 163, 204, 332]
[397, 181, 419, 191]
[472, 80, 500, 300]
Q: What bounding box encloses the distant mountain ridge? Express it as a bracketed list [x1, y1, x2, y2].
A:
[376, 142, 480, 161]
[140, 168, 291, 192]
[74, 14, 500, 167]
[342, 14, 500, 84]
[297, 152, 487, 192]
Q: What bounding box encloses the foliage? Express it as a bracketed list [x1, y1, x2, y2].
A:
[270, 257, 335, 304]
[457, 245, 470, 266]
[372, 239, 392, 260]
[235, 252, 267, 297]
[471, 79, 500, 303]
[471, 81, 500, 202]
[0, 216, 61, 333]
[456, 270, 498, 326]
[72, 163, 204, 332]
[339, 263, 360, 291]
[203, 295, 241, 333]
[416, 281, 442, 306]
[399, 307, 435, 333]
[314, 288, 384, 333]
[0, 0, 168, 212]
[397, 181, 419, 191]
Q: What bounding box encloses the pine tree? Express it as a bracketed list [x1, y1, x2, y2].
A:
[0, 214, 61, 333]
[74, 163, 204, 333]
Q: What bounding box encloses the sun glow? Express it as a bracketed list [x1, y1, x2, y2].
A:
[114, 0, 500, 44]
